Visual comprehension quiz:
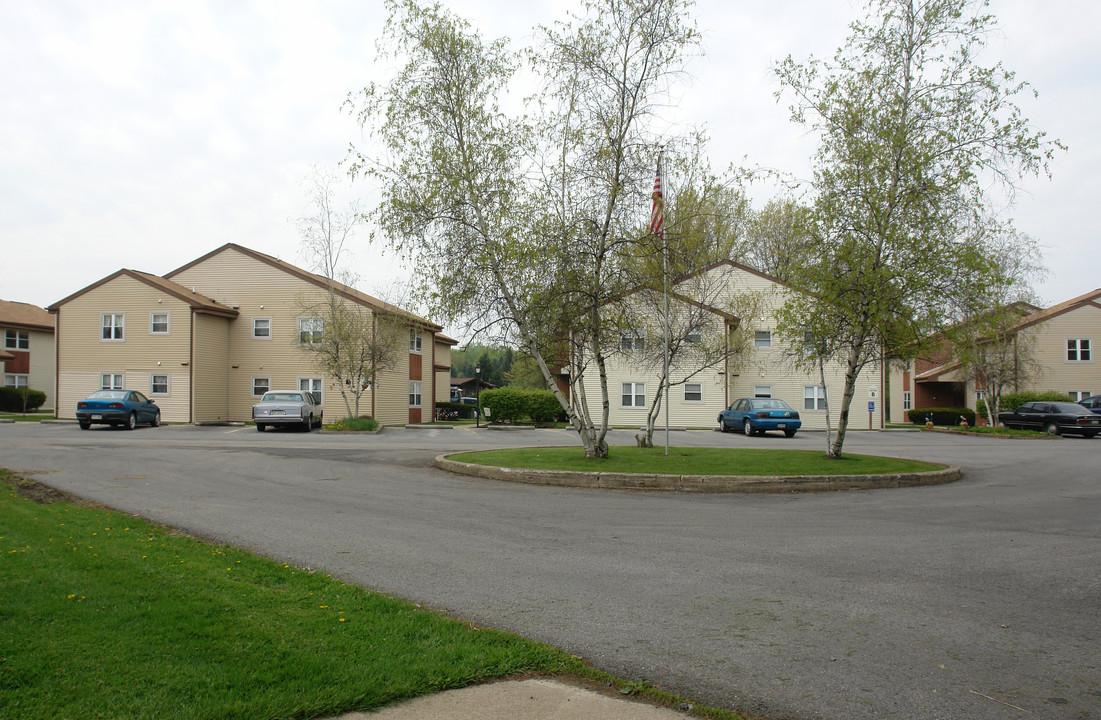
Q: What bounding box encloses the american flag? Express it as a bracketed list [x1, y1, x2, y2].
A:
[650, 164, 663, 238]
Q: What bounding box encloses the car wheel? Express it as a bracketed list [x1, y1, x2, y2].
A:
[79, 421, 91, 430]
[303, 415, 313, 432]
[316, 412, 323, 429]
[784, 429, 797, 438]
[1082, 431, 1098, 439]
[256, 423, 265, 432]
[125, 412, 137, 430]
[744, 419, 753, 437]
[151, 410, 161, 427]
[1044, 421, 1059, 435]
[718, 417, 727, 433]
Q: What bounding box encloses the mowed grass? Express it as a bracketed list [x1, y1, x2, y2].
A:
[450, 446, 945, 475]
[0, 471, 580, 720]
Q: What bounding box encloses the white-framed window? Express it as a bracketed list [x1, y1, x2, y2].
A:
[804, 385, 827, 410]
[150, 374, 169, 395]
[620, 331, 646, 352]
[754, 330, 772, 348]
[621, 382, 646, 407]
[252, 318, 271, 339]
[101, 313, 125, 341]
[150, 312, 170, 334]
[754, 385, 772, 398]
[299, 377, 323, 404]
[101, 373, 124, 390]
[409, 328, 423, 353]
[298, 318, 323, 344]
[685, 327, 702, 345]
[1069, 390, 1092, 402]
[252, 377, 270, 396]
[684, 383, 703, 402]
[903, 391, 912, 410]
[1067, 339, 1091, 361]
[4, 330, 29, 350]
[409, 380, 422, 407]
[3, 374, 29, 388]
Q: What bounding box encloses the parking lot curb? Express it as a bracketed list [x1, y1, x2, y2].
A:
[434, 453, 961, 493]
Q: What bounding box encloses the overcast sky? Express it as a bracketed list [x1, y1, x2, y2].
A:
[2, 0, 1096, 328]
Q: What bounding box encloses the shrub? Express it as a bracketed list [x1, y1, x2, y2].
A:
[324, 416, 378, 432]
[478, 387, 563, 424]
[977, 390, 1072, 418]
[0, 387, 47, 412]
[907, 407, 975, 426]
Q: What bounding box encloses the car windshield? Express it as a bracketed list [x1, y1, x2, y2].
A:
[751, 399, 791, 410]
[88, 391, 127, 400]
[261, 393, 303, 403]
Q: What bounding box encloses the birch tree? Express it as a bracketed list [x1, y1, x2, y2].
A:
[774, 0, 1062, 457]
[347, 0, 698, 458]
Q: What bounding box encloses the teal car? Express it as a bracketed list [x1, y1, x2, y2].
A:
[76, 390, 161, 430]
[718, 397, 801, 437]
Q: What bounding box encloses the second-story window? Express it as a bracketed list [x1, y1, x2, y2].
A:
[409, 328, 422, 353]
[102, 313, 125, 341]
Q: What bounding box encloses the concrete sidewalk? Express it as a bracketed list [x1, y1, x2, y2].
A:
[329, 678, 692, 719]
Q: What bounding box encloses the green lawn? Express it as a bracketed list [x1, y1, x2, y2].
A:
[449, 446, 944, 476]
[0, 411, 52, 422]
[0, 470, 743, 720]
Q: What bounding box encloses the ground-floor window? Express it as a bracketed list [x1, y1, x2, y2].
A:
[803, 385, 827, 410]
[3, 374, 28, 388]
[903, 391, 912, 410]
[621, 382, 645, 407]
[754, 385, 771, 398]
[101, 373, 124, 390]
[1069, 390, 1092, 402]
[684, 383, 702, 402]
[409, 380, 422, 407]
[299, 377, 323, 404]
[150, 374, 169, 395]
[252, 377, 270, 396]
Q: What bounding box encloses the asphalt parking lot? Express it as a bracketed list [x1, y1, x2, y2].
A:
[2, 422, 1098, 720]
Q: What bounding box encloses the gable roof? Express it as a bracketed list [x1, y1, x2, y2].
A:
[165, 243, 441, 331]
[1009, 288, 1101, 333]
[0, 298, 55, 332]
[47, 269, 238, 318]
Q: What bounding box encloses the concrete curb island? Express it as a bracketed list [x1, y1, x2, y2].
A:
[435, 453, 961, 493]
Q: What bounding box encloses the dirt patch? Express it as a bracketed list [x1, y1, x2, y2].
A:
[0, 470, 104, 508]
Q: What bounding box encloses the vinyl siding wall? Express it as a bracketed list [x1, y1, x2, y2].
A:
[54, 276, 193, 421]
[191, 312, 230, 423]
[1026, 306, 1100, 397]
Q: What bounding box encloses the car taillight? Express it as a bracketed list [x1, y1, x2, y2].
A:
[756, 412, 769, 418]
[108, 403, 124, 408]
[1078, 417, 1091, 424]
[792, 412, 800, 419]
[77, 402, 87, 409]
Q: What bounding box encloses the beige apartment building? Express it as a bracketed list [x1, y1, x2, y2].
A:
[888, 288, 1101, 421]
[1, 298, 56, 410]
[49, 244, 453, 425]
[578, 261, 885, 431]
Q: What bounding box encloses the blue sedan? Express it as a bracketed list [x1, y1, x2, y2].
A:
[76, 390, 161, 430]
[719, 397, 801, 437]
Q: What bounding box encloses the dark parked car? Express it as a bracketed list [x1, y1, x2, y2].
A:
[719, 397, 801, 437]
[76, 390, 160, 430]
[1078, 395, 1101, 414]
[997, 401, 1100, 437]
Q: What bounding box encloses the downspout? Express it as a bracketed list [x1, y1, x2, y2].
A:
[371, 313, 377, 420]
[52, 309, 60, 419]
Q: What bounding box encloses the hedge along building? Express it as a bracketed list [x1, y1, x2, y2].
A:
[48, 243, 452, 425]
[574, 261, 886, 431]
[1, 298, 56, 411]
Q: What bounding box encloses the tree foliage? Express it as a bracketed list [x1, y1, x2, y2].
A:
[773, 0, 1062, 457]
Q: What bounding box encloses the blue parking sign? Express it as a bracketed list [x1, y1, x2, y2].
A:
[868, 401, 875, 412]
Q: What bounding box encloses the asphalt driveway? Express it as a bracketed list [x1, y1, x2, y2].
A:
[2, 423, 1098, 719]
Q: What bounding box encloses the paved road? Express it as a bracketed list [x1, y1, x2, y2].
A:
[2, 423, 1098, 720]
